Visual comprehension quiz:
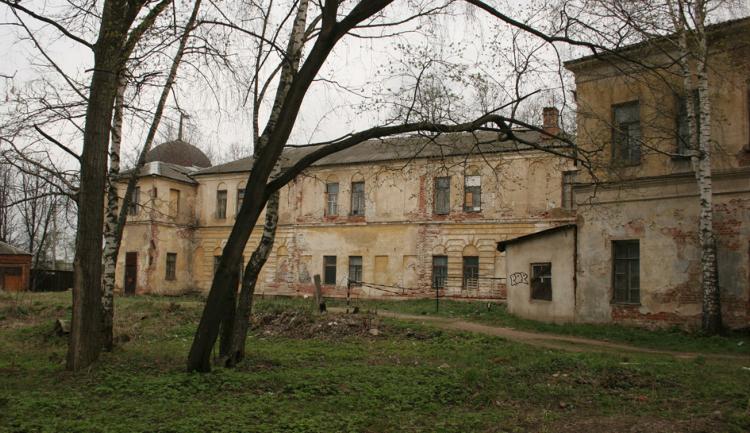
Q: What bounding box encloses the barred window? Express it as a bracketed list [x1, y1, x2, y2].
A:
[530, 262, 552, 301]
[432, 256, 448, 289]
[462, 256, 479, 289]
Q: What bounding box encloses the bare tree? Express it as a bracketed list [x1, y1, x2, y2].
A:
[187, 0, 602, 372]
[559, 0, 745, 333]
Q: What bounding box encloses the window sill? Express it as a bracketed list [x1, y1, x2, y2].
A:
[530, 298, 552, 303]
[670, 154, 691, 161]
[611, 301, 641, 306]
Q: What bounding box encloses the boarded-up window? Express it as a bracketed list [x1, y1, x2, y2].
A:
[348, 256, 362, 286]
[216, 189, 227, 219]
[432, 256, 447, 289]
[323, 256, 337, 285]
[434, 177, 450, 214]
[613, 240, 640, 304]
[350, 182, 365, 216]
[166, 253, 177, 280]
[462, 256, 479, 289]
[530, 262, 552, 300]
[169, 189, 180, 218]
[464, 175, 481, 212]
[374, 255, 388, 285]
[326, 183, 339, 216]
[612, 101, 641, 165]
[129, 187, 140, 215]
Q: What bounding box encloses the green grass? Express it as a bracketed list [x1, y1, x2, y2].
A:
[325, 297, 750, 355]
[1, 292, 749, 433]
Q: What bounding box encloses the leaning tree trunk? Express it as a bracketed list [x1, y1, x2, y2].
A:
[223, 190, 280, 367]
[67, 1, 130, 371]
[101, 73, 126, 352]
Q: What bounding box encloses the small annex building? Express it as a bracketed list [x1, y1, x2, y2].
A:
[0, 241, 32, 292]
[497, 225, 577, 324]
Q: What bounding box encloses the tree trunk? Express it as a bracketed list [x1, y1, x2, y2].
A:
[102, 72, 126, 352]
[100, 0, 202, 351]
[224, 190, 280, 367]
[693, 5, 721, 333]
[67, 0, 130, 371]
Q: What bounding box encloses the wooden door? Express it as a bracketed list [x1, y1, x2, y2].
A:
[124, 252, 137, 295]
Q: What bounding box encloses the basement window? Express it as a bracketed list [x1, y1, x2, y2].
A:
[612, 240, 640, 304]
[165, 253, 177, 281]
[530, 262, 552, 301]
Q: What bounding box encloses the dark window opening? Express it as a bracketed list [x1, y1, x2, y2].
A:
[236, 188, 245, 214]
[324, 256, 337, 285]
[434, 177, 450, 214]
[165, 253, 177, 281]
[463, 256, 479, 289]
[213, 255, 221, 276]
[326, 183, 339, 216]
[350, 182, 365, 216]
[530, 262, 552, 301]
[348, 256, 362, 286]
[432, 256, 448, 289]
[613, 240, 640, 304]
[612, 101, 641, 165]
[128, 187, 140, 216]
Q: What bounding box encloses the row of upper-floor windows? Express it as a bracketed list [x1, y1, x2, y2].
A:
[611, 92, 706, 165]
[127, 186, 181, 218]
[212, 175, 486, 220]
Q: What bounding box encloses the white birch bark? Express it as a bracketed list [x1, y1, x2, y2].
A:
[100, 0, 204, 350]
[668, 0, 722, 332]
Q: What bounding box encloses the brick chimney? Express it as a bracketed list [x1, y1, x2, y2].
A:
[542, 107, 560, 139]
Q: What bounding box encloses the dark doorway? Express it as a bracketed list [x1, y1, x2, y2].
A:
[124, 252, 137, 295]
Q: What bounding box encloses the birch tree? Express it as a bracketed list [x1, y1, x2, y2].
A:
[561, 0, 744, 333]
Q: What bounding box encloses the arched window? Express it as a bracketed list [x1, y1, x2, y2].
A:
[216, 182, 227, 219]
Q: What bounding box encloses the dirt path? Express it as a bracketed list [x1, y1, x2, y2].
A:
[331, 308, 749, 361]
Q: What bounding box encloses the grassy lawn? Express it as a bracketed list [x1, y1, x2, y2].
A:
[0, 292, 748, 433]
[325, 297, 750, 355]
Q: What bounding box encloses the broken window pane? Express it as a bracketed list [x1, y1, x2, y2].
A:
[462, 256, 479, 289]
[434, 177, 450, 214]
[612, 101, 641, 165]
[324, 255, 337, 285]
[432, 255, 448, 289]
[348, 256, 362, 286]
[612, 240, 640, 303]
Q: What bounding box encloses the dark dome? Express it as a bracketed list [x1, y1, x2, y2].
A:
[145, 140, 211, 168]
